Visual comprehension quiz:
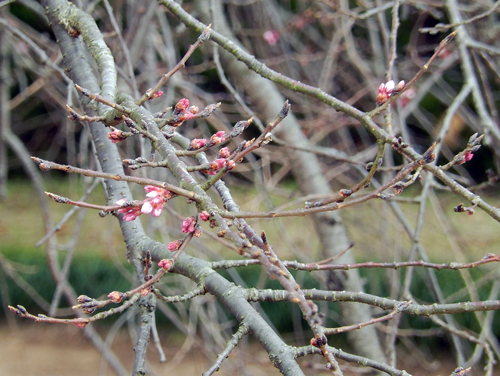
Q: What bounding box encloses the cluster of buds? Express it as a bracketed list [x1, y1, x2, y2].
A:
[187, 130, 227, 151]
[199, 211, 210, 221]
[376, 80, 405, 105]
[454, 203, 475, 216]
[75, 295, 100, 315]
[456, 133, 483, 165]
[142, 186, 175, 217]
[167, 212, 210, 252]
[123, 157, 148, 170]
[202, 157, 236, 176]
[171, 98, 198, 127]
[207, 158, 226, 175]
[207, 131, 226, 148]
[158, 259, 173, 270]
[116, 185, 173, 221]
[391, 136, 409, 151]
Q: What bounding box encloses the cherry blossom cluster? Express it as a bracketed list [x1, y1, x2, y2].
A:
[171, 98, 198, 127]
[188, 130, 228, 153]
[376, 80, 405, 105]
[167, 211, 210, 252]
[203, 151, 236, 175]
[107, 97, 221, 144]
[116, 185, 174, 221]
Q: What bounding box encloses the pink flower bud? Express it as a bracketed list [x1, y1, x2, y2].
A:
[200, 211, 210, 221]
[108, 127, 127, 143]
[167, 240, 182, 252]
[150, 91, 164, 99]
[464, 151, 474, 162]
[208, 131, 226, 146]
[189, 138, 207, 150]
[226, 160, 236, 171]
[116, 201, 142, 221]
[394, 80, 405, 93]
[178, 112, 194, 122]
[210, 158, 226, 171]
[458, 151, 474, 165]
[175, 98, 190, 112]
[214, 131, 225, 138]
[182, 216, 197, 233]
[108, 291, 124, 303]
[217, 147, 230, 159]
[385, 80, 395, 91]
[158, 259, 173, 270]
[376, 80, 405, 105]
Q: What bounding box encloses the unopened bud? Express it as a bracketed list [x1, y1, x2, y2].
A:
[108, 291, 125, 303]
[158, 259, 173, 270]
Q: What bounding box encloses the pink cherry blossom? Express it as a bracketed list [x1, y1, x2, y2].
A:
[182, 216, 196, 233]
[116, 199, 142, 221]
[263, 30, 280, 46]
[376, 80, 405, 105]
[140, 186, 173, 217]
[141, 196, 164, 217]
